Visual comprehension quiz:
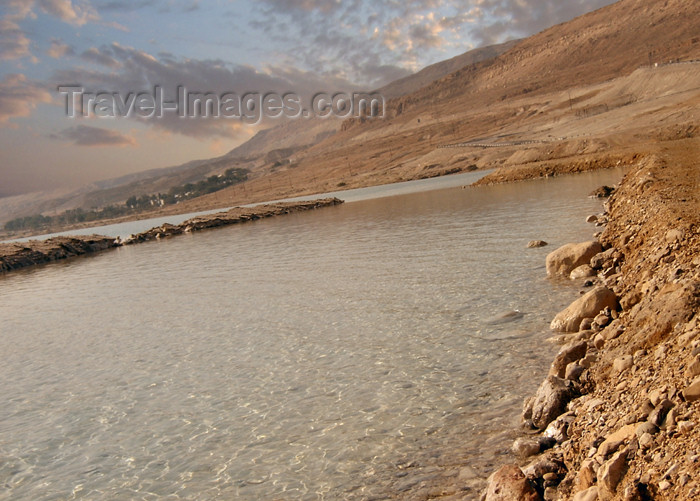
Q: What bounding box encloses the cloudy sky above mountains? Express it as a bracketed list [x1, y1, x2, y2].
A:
[0, 0, 615, 196]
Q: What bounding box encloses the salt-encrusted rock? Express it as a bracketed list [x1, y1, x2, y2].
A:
[571, 264, 596, 280]
[528, 240, 549, 248]
[530, 376, 574, 430]
[549, 341, 588, 379]
[550, 286, 618, 332]
[546, 241, 603, 277]
[682, 376, 700, 402]
[484, 464, 542, 501]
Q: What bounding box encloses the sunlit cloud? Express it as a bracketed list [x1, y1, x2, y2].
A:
[0, 74, 52, 124]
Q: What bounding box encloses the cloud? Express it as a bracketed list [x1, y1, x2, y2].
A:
[50, 43, 365, 140]
[0, 74, 52, 124]
[0, 19, 33, 60]
[37, 0, 99, 26]
[47, 39, 76, 58]
[81, 46, 121, 67]
[50, 124, 136, 146]
[250, 0, 618, 84]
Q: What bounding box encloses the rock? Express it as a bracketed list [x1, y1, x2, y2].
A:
[513, 437, 542, 458]
[550, 287, 619, 332]
[586, 214, 598, 223]
[599, 449, 628, 497]
[544, 412, 575, 443]
[580, 318, 594, 331]
[528, 240, 549, 248]
[580, 352, 598, 369]
[638, 432, 654, 449]
[565, 362, 585, 382]
[593, 312, 610, 327]
[677, 420, 694, 434]
[658, 480, 671, 491]
[549, 341, 588, 378]
[648, 399, 674, 427]
[522, 458, 561, 480]
[686, 358, 700, 377]
[484, 464, 541, 501]
[590, 185, 615, 198]
[590, 248, 616, 270]
[682, 376, 700, 402]
[546, 241, 603, 278]
[665, 229, 684, 243]
[635, 421, 659, 437]
[571, 265, 596, 280]
[573, 486, 599, 501]
[597, 424, 636, 458]
[530, 376, 574, 430]
[613, 355, 634, 373]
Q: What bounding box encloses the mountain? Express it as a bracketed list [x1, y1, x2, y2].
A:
[2, 0, 699, 232]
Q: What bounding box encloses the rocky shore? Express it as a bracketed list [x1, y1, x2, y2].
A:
[0, 198, 343, 273]
[483, 139, 699, 500]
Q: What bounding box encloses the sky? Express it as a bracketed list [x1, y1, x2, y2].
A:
[0, 0, 616, 197]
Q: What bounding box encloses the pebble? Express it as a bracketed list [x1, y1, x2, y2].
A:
[658, 480, 671, 491]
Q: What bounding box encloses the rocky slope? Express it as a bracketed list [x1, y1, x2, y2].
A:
[483, 137, 699, 500]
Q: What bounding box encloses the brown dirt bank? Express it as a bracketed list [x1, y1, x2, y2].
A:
[482, 136, 699, 500]
[0, 199, 343, 274]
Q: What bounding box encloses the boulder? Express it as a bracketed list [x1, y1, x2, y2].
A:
[484, 464, 542, 501]
[530, 376, 574, 430]
[549, 341, 588, 378]
[546, 241, 603, 277]
[550, 287, 618, 332]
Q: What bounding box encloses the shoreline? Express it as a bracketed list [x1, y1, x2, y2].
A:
[483, 137, 699, 500]
[0, 198, 343, 274]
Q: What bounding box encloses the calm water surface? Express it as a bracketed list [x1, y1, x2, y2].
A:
[0, 170, 622, 500]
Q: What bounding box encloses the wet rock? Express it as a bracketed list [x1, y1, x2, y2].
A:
[571, 265, 596, 280]
[546, 241, 603, 278]
[549, 341, 588, 378]
[530, 376, 575, 430]
[550, 286, 618, 332]
[682, 376, 700, 402]
[528, 240, 549, 248]
[586, 215, 599, 223]
[484, 464, 541, 501]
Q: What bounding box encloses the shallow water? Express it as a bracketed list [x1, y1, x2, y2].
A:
[0, 169, 622, 500]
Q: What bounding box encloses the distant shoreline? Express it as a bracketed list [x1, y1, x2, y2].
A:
[0, 198, 343, 274]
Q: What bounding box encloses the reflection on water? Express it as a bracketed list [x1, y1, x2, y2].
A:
[0, 169, 623, 500]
